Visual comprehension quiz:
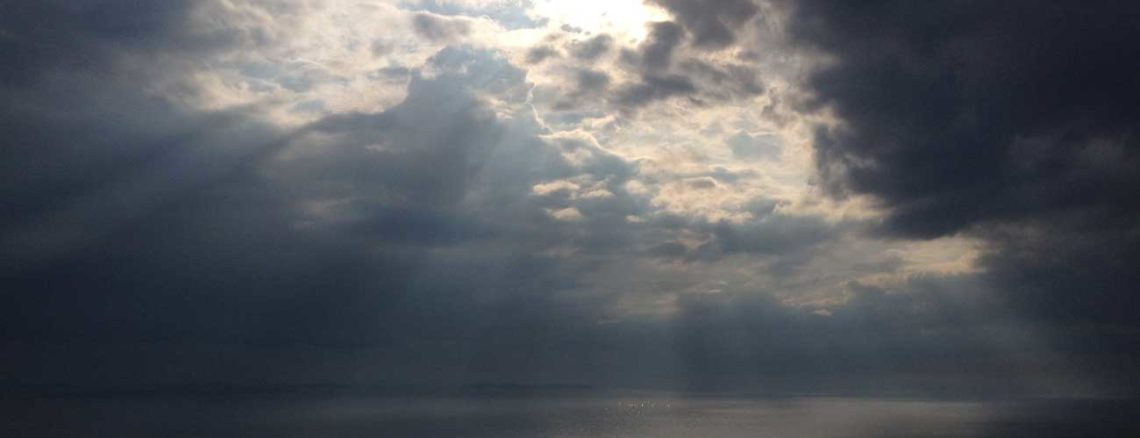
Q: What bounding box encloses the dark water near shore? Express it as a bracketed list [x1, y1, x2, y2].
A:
[5, 391, 1139, 437]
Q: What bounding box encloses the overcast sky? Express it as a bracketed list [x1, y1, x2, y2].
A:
[3, 0, 1139, 397]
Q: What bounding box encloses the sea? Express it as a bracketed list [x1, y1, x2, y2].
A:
[5, 390, 1139, 437]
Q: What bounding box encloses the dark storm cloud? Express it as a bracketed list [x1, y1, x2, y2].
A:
[0, 2, 345, 346]
[411, 12, 472, 42]
[649, 0, 759, 48]
[791, 0, 1140, 238]
[597, 20, 762, 110]
[539, 27, 690, 110]
[575, 69, 611, 93]
[615, 73, 696, 107]
[607, 23, 690, 106]
[638, 21, 685, 71]
[706, 213, 832, 257]
[525, 45, 560, 64]
[0, 1, 199, 83]
[0, 0, 289, 268]
[786, 0, 1140, 368]
[569, 34, 613, 61]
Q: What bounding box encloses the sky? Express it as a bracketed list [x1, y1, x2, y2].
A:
[2, 0, 1139, 398]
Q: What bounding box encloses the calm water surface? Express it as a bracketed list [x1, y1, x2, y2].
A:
[5, 393, 1139, 437]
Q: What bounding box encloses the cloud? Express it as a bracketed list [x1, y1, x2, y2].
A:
[575, 69, 612, 93]
[3, 0, 1133, 399]
[705, 213, 833, 257]
[728, 131, 781, 160]
[785, 0, 1140, 368]
[662, 271, 1067, 393]
[676, 59, 764, 100]
[2, 38, 650, 386]
[638, 21, 686, 71]
[551, 19, 764, 111]
[615, 73, 696, 107]
[408, 0, 546, 30]
[0, 0, 297, 268]
[649, 0, 759, 48]
[525, 45, 560, 64]
[411, 12, 473, 42]
[569, 34, 613, 61]
[0, 1, 198, 83]
[793, 1, 1140, 236]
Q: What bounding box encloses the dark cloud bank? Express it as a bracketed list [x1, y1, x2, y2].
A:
[2, 2, 1140, 425]
[789, 0, 1140, 387]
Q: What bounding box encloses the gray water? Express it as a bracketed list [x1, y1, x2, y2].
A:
[5, 393, 1139, 437]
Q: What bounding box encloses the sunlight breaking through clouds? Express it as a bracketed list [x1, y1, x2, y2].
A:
[4, 1, 1140, 415]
